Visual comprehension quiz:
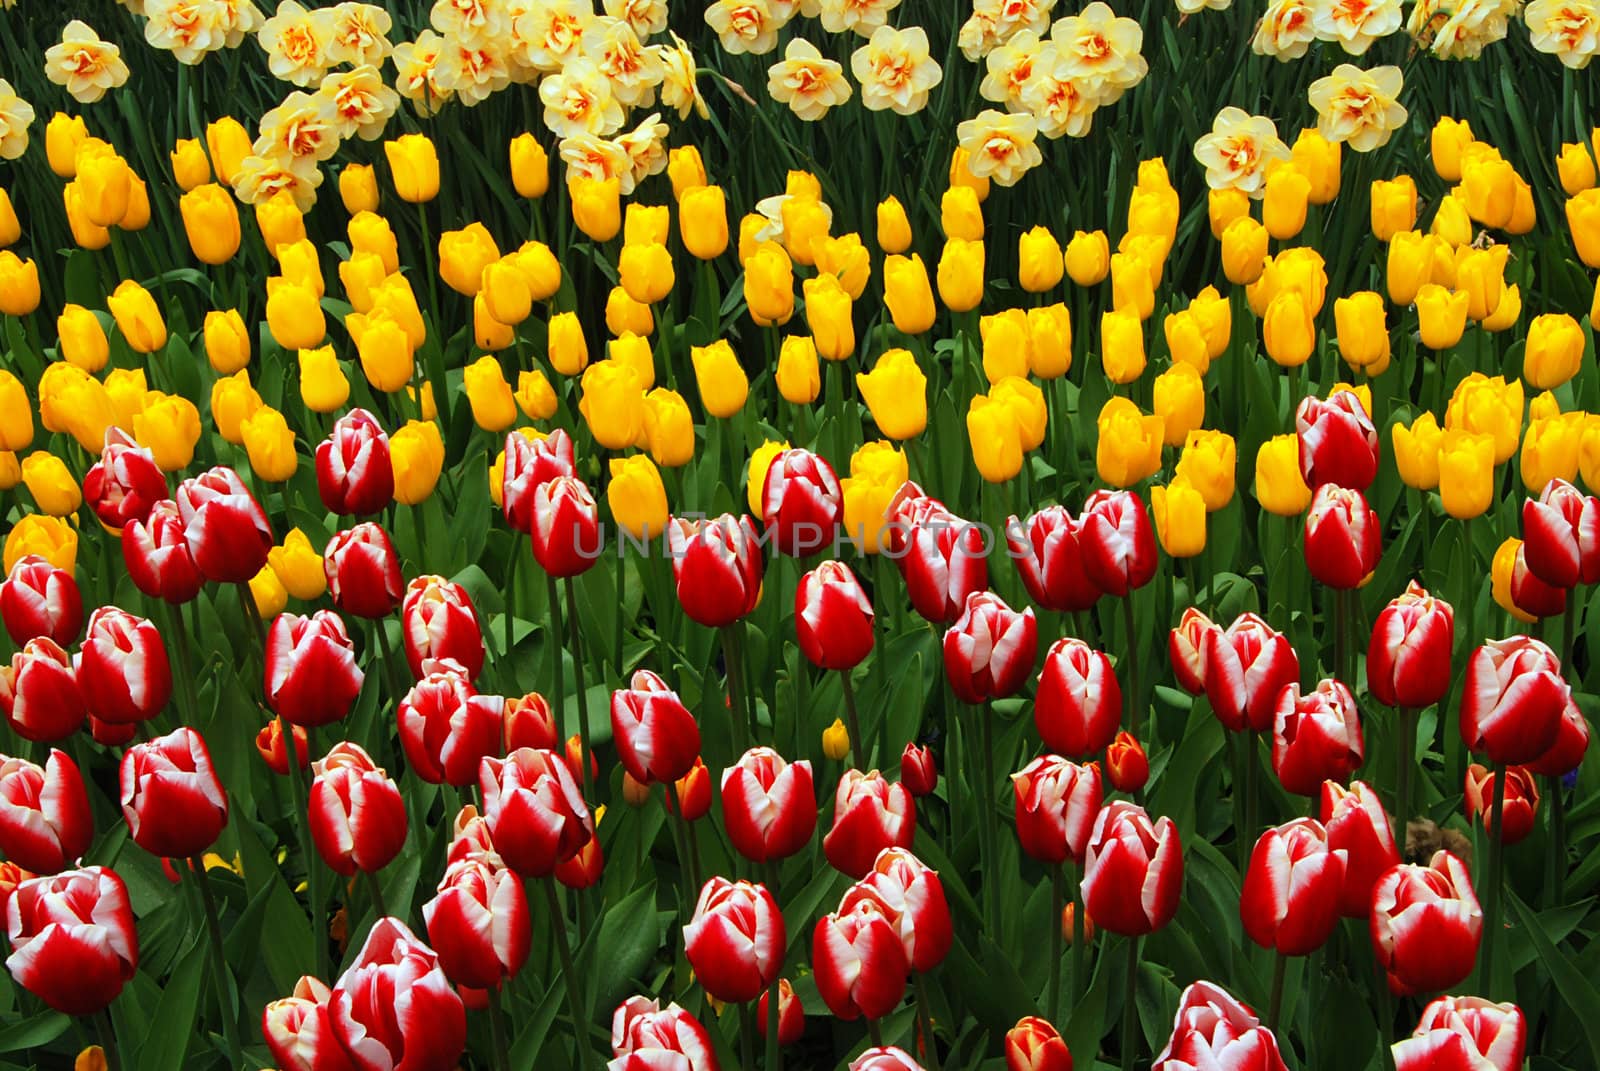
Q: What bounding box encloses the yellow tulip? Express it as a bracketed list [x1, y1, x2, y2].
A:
[1482, 283, 1521, 334]
[608, 455, 669, 541]
[937, 238, 984, 313]
[1430, 193, 1472, 247]
[516, 369, 557, 420]
[876, 195, 912, 254]
[1455, 245, 1508, 321]
[777, 336, 820, 404]
[1263, 290, 1314, 367]
[0, 370, 30, 452]
[967, 394, 1025, 484]
[1580, 417, 1600, 493]
[1522, 312, 1584, 389]
[438, 222, 500, 297]
[1430, 118, 1474, 181]
[1370, 176, 1418, 241]
[0, 253, 40, 317]
[747, 439, 790, 514]
[643, 388, 694, 467]
[692, 340, 748, 419]
[250, 562, 288, 619]
[1153, 478, 1207, 557]
[1163, 309, 1209, 374]
[473, 294, 513, 352]
[170, 138, 210, 191]
[38, 364, 113, 451]
[509, 134, 549, 199]
[45, 114, 88, 177]
[1531, 391, 1562, 423]
[1253, 434, 1312, 516]
[1065, 229, 1110, 286]
[1015, 225, 1064, 292]
[4, 514, 77, 573]
[275, 239, 324, 297]
[1445, 373, 1523, 464]
[1096, 397, 1163, 487]
[851, 441, 908, 486]
[781, 197, 830, 266]
[1391, 412, 1443, 490]
[385, 134, 440, 203]
[857, 348, 927, 440]
[49, 305, 106, 376]
[298, 346, 349, 413]
[1333, 291, 1389, 371]
[606, 285, 654, 338]
[133, 393, 201, 471]
[513, 241, 562, 301]
[206, 117, 252, 187]
[1209, 188, 1250, 240]
[391, 420, 444, 505]
[744, 242, 795, 326]
[1108, 252, 1153, 321]
[1415, 284, 1468, 350]
[340, 162, 380, 213]
[1027, 304, 1072, 379]
[1461, 156, 1516, 229]
[1263, 164, 1311, 240]
[1221, 217, 1268, 285]
[106, 280, 166, 353]
[241, 407, 298, 482]
[1292, 128, 1341, 205]
[609, 332, 655, 391]
[667, 145, 707, 199]
[570, 176, 621, 241]
[1385, 230, 1433, 306]
[822, 718, 851, 760]
[358, 318, 414, 392]
[1521, 414, 1582, 493]
[841, 474, 895, 554]
[103, 368, 149, 432]
[941, 185, 984, 242]
[0, 188, 19, 248]
[1100, 307, 1146, 384]
[463, 356, 517, 432]
[949, 146, 991, 202]
[981, 309, 1031, 385]
[548, 311, 590, 376]
[579, 359, 647, 449]
[620, 242, 675, 305]
[1191, 287, 1231, 360]
[76, 151, 131, 228]
[180, 184, 241, 265]
[804, 273, 854, 361]
[1438, 430, 1495, 518]
[1153, 362, 1205, 447]
[1557, 142, 1596, 196]
[883, 253, 936, 334]
[267, 528, 326, 601]
[256, 190, 307, 256]
[266, 279, 325, 351]
[1489, 537, 1536, 624]
[349, 211, 400, 274]
[814, 233, 871, 300]
[1566, 189, 1600, 268]
[991, 376, 1046, 452]
[680, 185, 729, 259]
[1175, 429, 1236, 511]
[738, 214, 766, 264]
[21, 452, 79, 516]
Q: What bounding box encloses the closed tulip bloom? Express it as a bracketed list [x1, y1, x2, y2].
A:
[802, 273, 853, 361]
[1033, 637, 1120, 757]
[122, 500, 200, 604]
[615, 242, 671, 307]
[328, 919, 466, 1071]
[75, 606, 171, 727]
[880, 253, 935, 334]
[0, 638, 85, 743]
[1154, 981, 1288, 1071]
[1389, 412, 1442, 491]
[1304, 484, 1381, 589]
[1102, 731, 1147, 793]
[266, 528, 325, 602]
[570, 176, 621, 241]
[771, 335, 820, 405]
[1565, 187, 1600, 268]
[1392, 996, 1525, 1071]
[316, 409, 394, 517]
[423, 856, 531, 990]
[531, 476, 601, 578]
[668, 514, 764, 628]
[456, 356, 512, 432]
[1169, 607, 1220, 696]
[1078, 488, 1158, 597]
[20, 453, 78, 518]
[479, 744, 594, 876]
[324, 522, 403, 619]
[0, 750, 92, 874]
[1, 556, 81, 649]
[289, 347, 346, 414]
[105, 279, 166, 353]
[665, 185, 728, 262]
[5, 866, 137, 1015]
[1205, 612, 1300, 733]
[308, 742, 406, 877]
[610, 996, 719, 1071]
[1081, 801, 1182, 936]
[1015, 225, 1064, 292]
[1360, 174, 1417, 241]
[896, 745, 938, 800]
[1445, 372, 1523, 464]
[347, 211, 399, 273]
[396, 664, 501, 788]
[1153, 479, 1207, 558]
[1007, 507, 1102, 614]
[1523, 477, 1600, 588]
[759, 446, 842, 556]
[825, 769, 915, 879]
[1464, 763, 1539, 846]
[250, 569, 289, 632]
[1316, 780, 1402, 920]
[384, 133, 439, 202]
[51, 304, 107, 373]
[1435, 431, 1497, 525]
[935, 238, 983, 312]
[1218, 217, 1267, 285]
[502, 428, 576, 533]
[178, 184, 241, 265]
[1093, 397, 1162, 488]
[889, 489, 988, 623]
[1095, 306, 1144, 385]
[0, 372, 29, 455]
[795, 560, 875, 670]
[478, 261, 532, 328]
[606, 285, 655, 339]
[943, 591, 1038, 703]
[1370, 850, 1482, 996]
[176, 466, 272, 583]
[1520, 311, 1584, 390]
[1059, 230, 1107, 288]
[1209, 188, 1251, 240]
[508, 134, 548, 198]
[1273, 679, 1365, 795]
[684, 877, 785, 1004]
[0, 190, 17, 252]
[1460, 635, 1568, 764]
[239, 407, 295, 483]
[610, 669, 700, 785]
[1413, 283, 1467, 350]
[1261, 289, 1313, 367]
[1368, 581, 1454, 709]
[1110, 252, 1155, 321]
[1295, 390, 1379, 492]
[331, 162, 379, 215]
[1146, 367, 1204, 453]
[536, 312, 588, 380]
[1006, 1018, 1073, 1071]
[721, 748, 817, 864]
[264, 610, 364, 728]
[857, 348, 928, 440]
[1241, 818, 1347, 956]
[685, 338, 745, 419]
[434, 222, 498, 298]
[513, 240, 561, 300]
[813, 900, 908, 1021]
[396, 576, 482, 682]
[266, 278, 326, 351]
[741, 240, 794, 326]
[1334, 291, 1389, 372]
[966, 395, 1024, 483]
[131, 393, 200, 473]
[1012, 755, 1102, 865]
[119, 727, 227, 858]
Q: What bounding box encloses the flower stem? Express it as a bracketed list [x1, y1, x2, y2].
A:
[191, 857, 244, 1069]
[763, 863, 783, 1071]
[1071, 863, 1087, 1003]
[1048, 865, 1064, 1024]
[914, 972, 941, 1071]
[503, 544, 519, 688]
[546, 571, 568, 748]
[720, 623, 753, 756]
[1267, 950, 1287, 1030]
[542, 878, 596, 1070]
[1120, 937, 1141, 1071]
[840, 669, 866, 768]
[1481, 760, 1507, 997]
[979, 706, 1000, 943]
[1395, 706, 1416, 840]
[563, 575, 597, 806]
[867, 1018, 884, 1049]
[673, 780, 703, 894]
[486, 983, 511, 1071]
[1122, 594, 1141, 743]
[281, 722, 326, 981]
[363, 868, 387, 920]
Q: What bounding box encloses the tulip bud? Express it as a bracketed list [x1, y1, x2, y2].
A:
[1153, 479, 1207, 558]
[1220, 217, 1268, 285]
[385, 133, 440, 202]
[55, 304, 108, 372]
[644, 388, 695, 466]
[1094, 398, 1163, 488]
[508, 133, 549, 198]
[1209, 187, 1250, 239]
[1524, 312, 1584, 389]
[266, 279, 325, 351]
[0, 254, 40, 318]
[570, 176, 621, 241]
[1152, 363, 1205, 448]
[876, 195, 912, 253]
[1064, 229, 1110, 286]
[882, 253, 936, 334]
[776, 335, 821, 404]
[745, 241, 796, 326]
[822, 718, 850, 760]
[241, 407, 298, 482]
[256, 191, 306, 257]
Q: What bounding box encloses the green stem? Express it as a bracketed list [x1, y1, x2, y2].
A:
[1120, 937, 1140, 1071]
[914, 973, 941, 1071]
[867, 1018, 885, 1049]
[546, 571, 568, 748]
[164, 601, 202, 726]
[1071, 862, 1086, 1003]
[720, 623, 754, 756]
[486, 983, 511, 1071]
[673, 780, 703, 894]
[1122, 594, 1141, 742]
[191, 858, 244, 1069]
[416, 202, 441, 346]
[281, 716, 326, 981]
[1481, 760, 1506, 998]
[1547, 777, 1567, 905]
[563, 575, 597, 806]
[1267, 950, 1287, 1031]
[1395, 707, 1416, 840]
[614, 545, 627, 675]
[237, 581, 266, 651]
[979, 707, 1000, 944]
[503, 544, 519, 689]
[542, 878, 597, 1070]
[95, 1009, 120, 1071]
[363, 868, 387, 920]
[763, 861, 783, 1071]
[840, 670, 866, 769]
[1048, 866, 1064, 1024]
[741, 1004, 756, 1071]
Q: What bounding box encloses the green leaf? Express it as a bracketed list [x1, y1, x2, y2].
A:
[1508, 892, 1600, 1067]
[592, 881, 662, 1015]
[0, 1011, 70, 1055]
[134, 935, 205, 1071]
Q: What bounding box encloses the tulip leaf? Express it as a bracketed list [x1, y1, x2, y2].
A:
[591, 881, 661, 1015]
[134, 934, 205, 1071]
[0, 1009, 69, 1054]
[1509, 892, 1600, 1066]
[233, 813, 314, 995]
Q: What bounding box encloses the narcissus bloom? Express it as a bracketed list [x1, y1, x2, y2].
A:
[1193, 107, 1290, 195]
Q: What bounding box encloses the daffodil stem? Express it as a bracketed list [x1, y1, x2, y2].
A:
[191, 857, 244, 1069]
[563, 575, 597, 807]
[839, 669, 865, 769]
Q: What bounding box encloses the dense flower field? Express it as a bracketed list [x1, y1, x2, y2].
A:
[0, 0, 1598, 1069]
